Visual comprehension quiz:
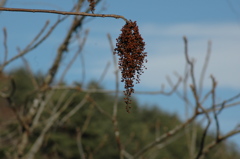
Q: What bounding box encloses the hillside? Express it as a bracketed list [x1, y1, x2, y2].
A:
[0, 68, 239, 159]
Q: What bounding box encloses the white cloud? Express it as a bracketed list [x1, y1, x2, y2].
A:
[68, 22, 240, 90]
[138, 22, 240, 90]
[142, 23, 240, 37]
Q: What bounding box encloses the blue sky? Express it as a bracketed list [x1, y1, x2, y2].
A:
[1, 0, 240, 149]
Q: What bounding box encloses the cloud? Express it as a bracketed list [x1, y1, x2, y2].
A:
[141, 23, 240, 37]
[138, 22, 240, 90]
[68, 22, 240, 90]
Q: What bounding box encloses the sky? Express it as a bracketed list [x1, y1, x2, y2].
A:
[1, 0, 240, 149]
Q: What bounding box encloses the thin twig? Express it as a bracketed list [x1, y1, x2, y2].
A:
[25, 20, 50, 51]
[196, 101, 240, 116]
[217, 93, 240, 114]
[79, 37, 86, 85]
[203, 93, 240, 114]
[51, 82, 182, 95]
[21, 56, 39, 89]
[59, 29, 89, 83]
[194, 94, 211, 159]
[31, 91, 54, 130]
[87, 95, 112, 120]
[25, 92, 75, 159]
[182, 63, 191, 112]
[122, 150, 134, 159]
[199, 40, 212, 98]
[0, 7, 128, 22]
[182, 38, 213, 159]
[44, 4, 93, 85]
[15, 93, 44, 158]
[166, 75, 189, 102]
[150, 130, 185, 157]
[183, 36, 199, 113]
[133, 114, 198, 158]
[0, 0, 7, 8]
[98, 61, 111, 84]
[59, 31, 115, 125]
[184, 37, 211, 159]
[182, 62, 195, 158]
[76, 128, 86, 159]
[75, 0, 84, 12]
[0, 18, 65, 71]
[3, 27, 8, 65]
[107, 33, 119, 117]
[183, 36, 197, 89]
[81, 103, 94, 134]
[200, 88, 212, 104]
[11, 107, 30, 135]
[199, 129, 240, 159]
[107, 33, 123, 158]
[51, 90, 70, 113]
[59, 93, 89, 125]
[210, 75, 220, 140]
[92, 135, 108, 155]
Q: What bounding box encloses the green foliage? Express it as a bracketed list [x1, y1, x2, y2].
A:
[8, 68, 36, 105]
[0, 68, 239, 159]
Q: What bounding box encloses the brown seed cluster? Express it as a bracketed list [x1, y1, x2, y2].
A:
[114, 20, 147, 112]
[88, 0, 96, 13]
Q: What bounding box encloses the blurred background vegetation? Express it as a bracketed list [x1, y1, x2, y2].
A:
[0, 68, 239, 159]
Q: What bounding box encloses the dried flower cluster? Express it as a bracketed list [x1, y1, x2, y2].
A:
[114, 20, 147, 112]
[88, 0, 96, 13]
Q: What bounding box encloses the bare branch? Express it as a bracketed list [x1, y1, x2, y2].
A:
[183, 36, 199, 112]
[199, 129, 240, 159]
[59, 29, 89, 83]
[217, 93, 240, 114]
[2, 27, 8, 65]
[75, 0, 85, 12]
[194, 103, 211, 159]
[59, 93, 89, 126]
[166, 75, 189, 101]
[0, 0, 7, 8]
[98, 61, 111, 84]
[25, 20, 50, 51]
[199, 40, 212, 97]
[0, 18, 64, 71]
[183, 37, 212, 159]
[25, 92, 75, 159]
[44, 4, 95, 85]
[183, 36, 197, 88]
[0, 7, 128, 22]
[210, 75, 220, 140]
[203, 93, 240, 114]
[107, 33, 119, 117]
[181, 62, 196, 158]
[107, 33, 123, 158]
[51, 80, 182, 95]
[92, 135, 108, 155]
[200, 88, 212, 104]
[133, 114, 197, 158]
[81, 103, 94, 134]
[79, 35, 86, 85]
[76, 128, 86, 159]
[87, 95, 112, 120]
[21, 56, 39, 89]
[31, 91, 54, 130]
[122, 150, 134, 159]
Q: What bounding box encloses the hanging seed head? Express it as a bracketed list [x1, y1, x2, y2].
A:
[114, 20, 147, 112]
